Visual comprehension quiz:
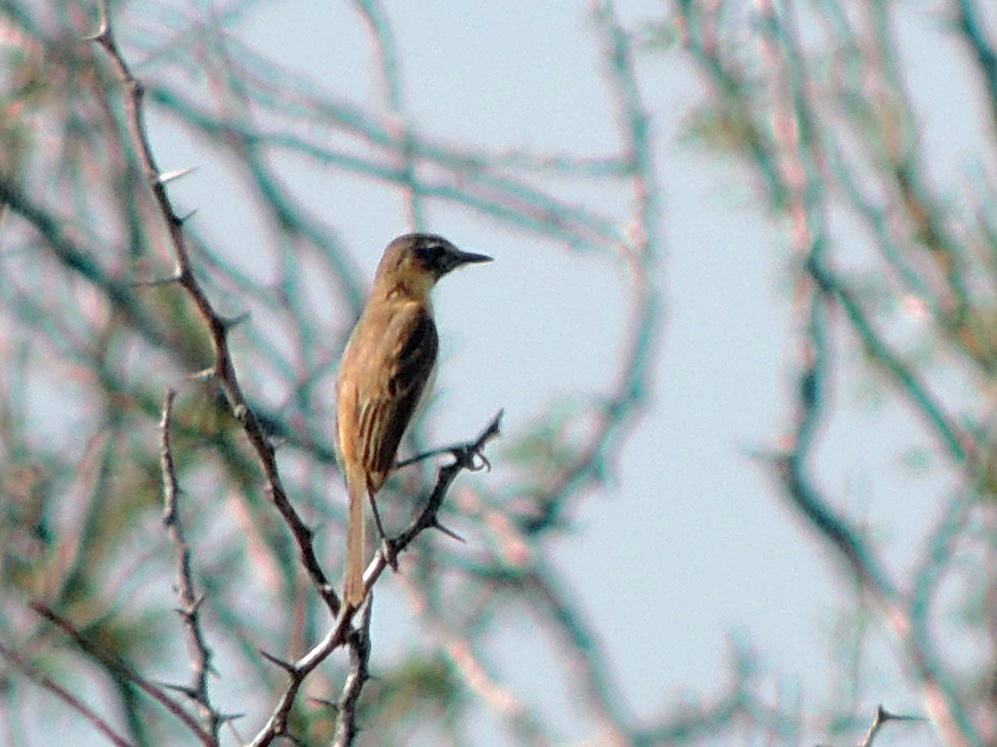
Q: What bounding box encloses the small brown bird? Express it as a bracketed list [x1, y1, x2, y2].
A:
[336, 233, 492, 606]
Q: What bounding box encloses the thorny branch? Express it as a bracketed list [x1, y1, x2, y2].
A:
[331, 600, 372, 747]
[87, 6, 507, 744]
[159, 389, 224, 744]
[247, 412, 502, 746]
[89, 0, 341, 617]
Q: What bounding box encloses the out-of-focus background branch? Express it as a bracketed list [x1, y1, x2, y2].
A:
[0, 0, 993, 745]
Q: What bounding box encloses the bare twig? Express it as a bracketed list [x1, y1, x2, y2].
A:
[754, 6, 980, 746]
[332, 600, 372, 747]
[525, 567, 630, 745]
[954, 0, 997, 141]
[0, 640, 134, 747]
[362, 412, 503, 603]
[858, 704, 924, 747]
[28, 602, 213, 745]
[90, 0, 341, 616]
[524, 0, 662, 532]
[160, 388, 222, 744]
[247, 412, 501, 746]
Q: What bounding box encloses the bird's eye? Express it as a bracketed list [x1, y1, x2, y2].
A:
[416, 243, 444, 265]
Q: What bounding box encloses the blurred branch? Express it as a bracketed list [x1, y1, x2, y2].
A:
[353, 0, 423, 229]
[523, 0, 662, 532]
[426, 614, 553, 746]
[148, 82, 621, 251]
[0, 176, 172, 350]
[28, 601, 212, 744]
[524, 566, 630, 744]
[633, 639, 797, 745]
[953, 0, 997, 142]
[0, 639, 134, 747]
[675, 0, 788, 209]
[752, 4, 981, 745]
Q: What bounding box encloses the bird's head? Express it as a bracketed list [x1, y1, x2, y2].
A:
[374, 233, 492, 299]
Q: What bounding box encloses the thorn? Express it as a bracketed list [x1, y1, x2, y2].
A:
[158, 166, 198, 185]
[131, 273, 183, 288]
[471, 450, 491, 472]
[82, 13, 111, 44]
[217, 711, 245, 724]
[379, 538, 399, 571]
[171, 595, 205, 620]
[308, 697, 340, 712]
[190, 368, 216, 381]
[258, 649, 296, 673]
[178, 208, 199, 224]
[488, 408, 504, 435]
[220, 311, 251, 330]
[160, 681, 198, 699]
[81, 28, 108, 43]
[431, 519, 466, 543]
[877, 705, 923, 723]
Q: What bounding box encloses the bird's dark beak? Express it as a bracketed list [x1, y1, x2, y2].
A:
[453, 249, 493, 266]
[445, 249, 492, 273]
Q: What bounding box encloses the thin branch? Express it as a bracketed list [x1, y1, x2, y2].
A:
[148, 83, 621, 252]
[90, 0, 341, 616]
[332, 601, 372, 747]
[633, 643, 795, 745]
[247, 412, 502, 746]
[160, 388, 222, 744]
[525, 0, 663, 531]
[858, 704, 924, 747]
[353, 0, 423, 229]
[525, 566, 631, 744]
[363, 411, 503, 599]
[754, 5, 980, 745]
[0, 640, 135, 747]
[953, 0, 997, 145]
[28, 602, 213, 745]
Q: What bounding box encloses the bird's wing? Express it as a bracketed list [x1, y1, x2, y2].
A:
[350, 303, 438, 485]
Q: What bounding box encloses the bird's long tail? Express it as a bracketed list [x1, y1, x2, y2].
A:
[344, 471, 367, 606]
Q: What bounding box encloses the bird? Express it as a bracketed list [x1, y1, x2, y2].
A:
[335, 233, 492, 606]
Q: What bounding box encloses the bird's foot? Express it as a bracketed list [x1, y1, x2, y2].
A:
[453, 442, 491, 472]
[380, 536, 399, 571]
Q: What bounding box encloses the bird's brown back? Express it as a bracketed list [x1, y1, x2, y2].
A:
[335, 297, 438, 492]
